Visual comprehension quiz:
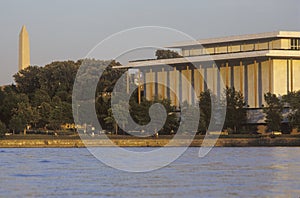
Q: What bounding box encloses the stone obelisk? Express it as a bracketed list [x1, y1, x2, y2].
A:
[18, 25, 30, 71]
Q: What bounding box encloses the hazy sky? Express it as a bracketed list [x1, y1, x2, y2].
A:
[0, 0, 299, 85]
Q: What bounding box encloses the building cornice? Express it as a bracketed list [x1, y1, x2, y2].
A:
[114, 50, 300, 69]
[166, 31, 300, 48]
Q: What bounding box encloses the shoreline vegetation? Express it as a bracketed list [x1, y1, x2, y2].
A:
[2, 59, 300, 143]
[1, 134, 300, 148]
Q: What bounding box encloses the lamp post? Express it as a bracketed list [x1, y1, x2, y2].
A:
[134, 69, 143, 104]
[76, 104, 80, 129]
[138, 70, 141, 104]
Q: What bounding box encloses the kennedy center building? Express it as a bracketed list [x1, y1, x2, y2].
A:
[119, 31, 300, 108]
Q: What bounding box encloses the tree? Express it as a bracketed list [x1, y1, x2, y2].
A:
[264, 92, 283, 132]
[224, 87, 246, 133]
[48, 106, 63, 130]
[96, 94, 111, 130]
[129, 96, 178, 135]
[198, 89, 228, 134]
[9, 114, 27, 134]
[37, 102, 51, 128]
[0, 89, 5, 106]
[198, 90, 212, 134]
[179, 101, 200, 135]
[1, 59, 131, 134]
[0, 121, 6, 137]
[159, 99, 178, 134]
[0, 89, 5, 124]
[13, 66, 42, 97]
[55, 91, 71, 103]
[105, 101, 129, 135]
[59, 102, 73, 124]
[39, 60, 80, 98]
[155, 49, 182, 59]
[96, 60, 124, 93]
[29, 107, 40, 129]
[48, 97, 73, 130]
[31, 89, 51, 107]
[282, 91, 300, 130]
[9, 102, 40, 134]
[0, 90, 29, 126]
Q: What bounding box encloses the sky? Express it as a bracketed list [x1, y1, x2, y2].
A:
[0, 0, 299, 85]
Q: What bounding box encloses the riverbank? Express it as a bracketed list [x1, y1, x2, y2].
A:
[1, 134, 300, 147]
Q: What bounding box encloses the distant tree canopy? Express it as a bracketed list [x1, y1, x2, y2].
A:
[155, 49, 182, 59]
[13, 60, 81, 99]
[0, 59, 126, 133]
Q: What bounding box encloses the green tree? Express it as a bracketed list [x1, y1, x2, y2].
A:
[0, 121, 6, 137]
[198, 90, 225, 134]
[39, 60, 80, 98]
[159, 99, 178, 134]
[55, 91, 71, 103]
[29, 107, 40, 129]
[48, 108, 62, 130]
[37, 102, 51, 128]
[0, 89, 29, 126]
[0, 89, 5, 124]
[179, 101, 200, 135]
[31, 89, 51, 107]
[13, 66, 42, 97]
[6, 59, 130, 133]
[48, 97, 73, 130]
[264, 92, 283, 132]
[129, 96, 178, 135]
[224, 87, 246, 133]
[9, 114, 27, 134]
[104, 102, 129, 135]
[9, 102, 40, 133]
[283, 91, 300, 130]
[96, 95, 111, 130]
[155, 49, 182, 59]
[74, 59, 125, 130]
[96, 60, 124, 93]
[198, 90, 212, 134]
[104, 108, 117, 133]
[60, 102, 73, 124]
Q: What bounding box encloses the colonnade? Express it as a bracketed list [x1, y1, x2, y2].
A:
[132, 58, 298, 108]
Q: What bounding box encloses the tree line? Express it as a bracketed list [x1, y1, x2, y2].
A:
[0, 57, 299, 136]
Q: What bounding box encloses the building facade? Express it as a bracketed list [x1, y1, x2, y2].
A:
[117, 31, 300, 108]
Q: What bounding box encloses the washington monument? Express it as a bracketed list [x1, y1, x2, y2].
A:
[18, 25, 30, 71]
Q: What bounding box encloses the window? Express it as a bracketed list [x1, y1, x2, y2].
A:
[291, 38, 300, 50]
[190, 48, 202, 56]
[182, 49, 190, 56]
[243, 43, 255, 51]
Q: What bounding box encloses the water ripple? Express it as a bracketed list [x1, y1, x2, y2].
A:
[0, 147, 299, 197]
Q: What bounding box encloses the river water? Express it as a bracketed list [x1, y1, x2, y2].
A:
[0, 147, 300, 197]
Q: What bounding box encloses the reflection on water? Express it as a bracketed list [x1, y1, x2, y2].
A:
[0, 147, 300, 197]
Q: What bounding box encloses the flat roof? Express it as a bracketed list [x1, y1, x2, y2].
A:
[166, 31, 300, 48]
[114, 50, 300, 69]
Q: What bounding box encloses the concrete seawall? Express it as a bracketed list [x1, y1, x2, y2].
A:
[1, 137, 300, 148]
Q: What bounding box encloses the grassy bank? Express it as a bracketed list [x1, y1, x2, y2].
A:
[1, 134, 300, 148]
